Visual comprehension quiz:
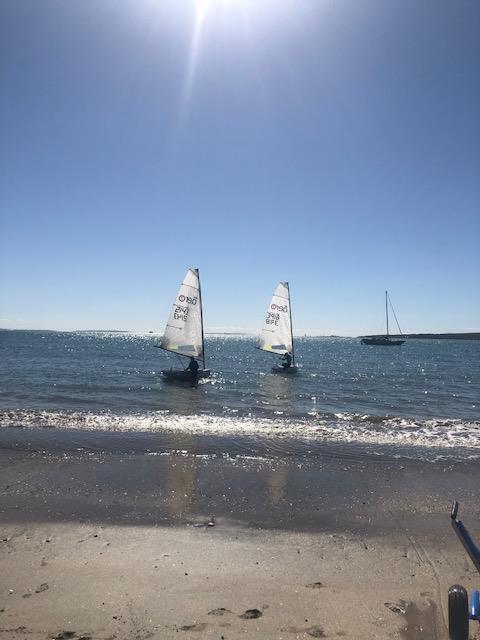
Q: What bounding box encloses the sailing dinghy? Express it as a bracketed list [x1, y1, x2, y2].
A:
[258, 282, 299, 374]
[158, 268, 210, 380]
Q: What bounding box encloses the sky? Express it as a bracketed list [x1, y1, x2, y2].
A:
[1, 0, 479, 335]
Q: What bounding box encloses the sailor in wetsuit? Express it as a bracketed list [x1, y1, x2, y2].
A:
[185, 356, 199, 387]
[281, 352, 292, 369]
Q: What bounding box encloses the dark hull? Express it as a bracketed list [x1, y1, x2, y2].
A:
[161, 369, 211, 381]
[361, 337, 405, 346]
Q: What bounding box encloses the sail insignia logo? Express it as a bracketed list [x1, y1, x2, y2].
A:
[271, 303, 288, 313]
[178, 294, 197, 305]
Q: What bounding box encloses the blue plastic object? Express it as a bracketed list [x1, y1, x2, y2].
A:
[451, 501, 480, 575]
[470, 590, 480, 620]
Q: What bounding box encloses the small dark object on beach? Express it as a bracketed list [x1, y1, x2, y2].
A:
[306, 626, 325, 638]
[35, 583, 49, 593]
[239, 609, 262, 619]
[53, 632, 76, 640]
[384, 602, 406, 615]
[306, 582, 323, 589]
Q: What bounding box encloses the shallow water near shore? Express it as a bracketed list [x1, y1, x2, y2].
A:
[1, 330, 479, 461]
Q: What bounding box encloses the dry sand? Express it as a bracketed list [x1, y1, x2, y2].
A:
[1, 447, 480, 639]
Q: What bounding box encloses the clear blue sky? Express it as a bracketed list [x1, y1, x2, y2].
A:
[1, 0, 479, 335]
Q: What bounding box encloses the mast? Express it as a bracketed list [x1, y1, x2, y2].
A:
[197, 268, 206, 370]
[385, 290, 389, 338]
[287, 282, 295, 365]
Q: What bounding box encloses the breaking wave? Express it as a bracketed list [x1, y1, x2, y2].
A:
[1, 408, 479, 454]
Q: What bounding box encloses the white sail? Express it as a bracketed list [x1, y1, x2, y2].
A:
[258, 282, 293, 355]
[160, 268, 203, 358]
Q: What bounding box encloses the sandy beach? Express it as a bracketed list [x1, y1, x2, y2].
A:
[1, 442, 480, 640]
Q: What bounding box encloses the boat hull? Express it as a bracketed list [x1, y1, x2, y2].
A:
[361, 338, 405, 346]
[161, 369, 211, 381]
[271, 364, 299, 374]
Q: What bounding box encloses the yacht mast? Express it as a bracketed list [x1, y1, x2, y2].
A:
[385, 290, 389, 338]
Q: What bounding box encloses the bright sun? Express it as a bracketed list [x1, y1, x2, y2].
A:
[193, 0, 243, 22]
[179, 0, 281, 124]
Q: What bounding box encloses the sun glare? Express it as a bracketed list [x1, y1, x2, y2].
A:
[180, 0, 243, 124]
[178, 0, 294, 126]
[192, 0, 250, 22]
[193, 0, 211, 23]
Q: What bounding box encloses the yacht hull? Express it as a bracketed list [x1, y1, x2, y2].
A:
[361, 338, 405, 346]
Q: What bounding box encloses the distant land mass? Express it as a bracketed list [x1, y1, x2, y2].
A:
[360, 333, 480, 341]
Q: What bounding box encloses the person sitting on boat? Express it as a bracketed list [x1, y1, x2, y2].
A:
[185, 356, 199, 387]
[281, 352, 292, 369]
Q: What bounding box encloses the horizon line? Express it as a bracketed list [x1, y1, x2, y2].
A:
[1, 327, 479, 339]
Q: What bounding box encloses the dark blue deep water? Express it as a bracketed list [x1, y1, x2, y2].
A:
[1, 330, 479, 460]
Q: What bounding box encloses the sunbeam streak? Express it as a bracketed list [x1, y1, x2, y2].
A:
[178, 1, 212, 125]
[177, 0, 298, 126]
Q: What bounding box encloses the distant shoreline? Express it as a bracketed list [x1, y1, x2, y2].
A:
[360, 333, 480, 341]
[1, 328, 479, 340]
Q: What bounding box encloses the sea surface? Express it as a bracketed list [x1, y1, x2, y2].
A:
[0, 330, 479, 462]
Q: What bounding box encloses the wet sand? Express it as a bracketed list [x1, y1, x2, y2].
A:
[1, 445, 480, 639]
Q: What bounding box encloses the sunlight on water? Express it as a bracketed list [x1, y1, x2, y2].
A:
[1, 330, 479, 460]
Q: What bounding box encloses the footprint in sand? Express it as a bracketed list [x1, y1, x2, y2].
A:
[180, 623, 209, 632]
[282, 625, 325, 637]
[384, 601, 407, 615]
[23, 583, 49, 598]
[52, 633, 91, 640]
[239, 609, 262, 619]
[208, 608, 232, 616]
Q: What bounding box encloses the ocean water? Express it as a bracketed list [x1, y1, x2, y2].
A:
[0, 330, 479, 461]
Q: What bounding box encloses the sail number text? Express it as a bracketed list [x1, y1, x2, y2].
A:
[266, 312, 280, 326]
[174, 305, 189, 322]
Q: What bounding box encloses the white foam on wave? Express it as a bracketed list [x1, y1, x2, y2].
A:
[1, 409, 480, 451]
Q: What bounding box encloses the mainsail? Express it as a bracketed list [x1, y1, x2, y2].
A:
[160, 268, 204, 359]
[258, 282, 293, 355]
